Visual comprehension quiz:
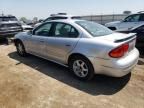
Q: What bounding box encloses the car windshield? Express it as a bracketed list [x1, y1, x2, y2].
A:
[76, 21, 113, 37]
[0, 17, 18, 21]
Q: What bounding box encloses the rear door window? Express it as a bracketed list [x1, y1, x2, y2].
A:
[139, 14, 144, 21]
[54, 22, 79, 38]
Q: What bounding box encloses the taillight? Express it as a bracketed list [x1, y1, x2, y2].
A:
[109, 43, 129, 58]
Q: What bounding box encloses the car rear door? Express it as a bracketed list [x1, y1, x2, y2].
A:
[44, 22, 80, 64]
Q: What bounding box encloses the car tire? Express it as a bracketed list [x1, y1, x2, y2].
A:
[69, 56, 95, 81]
[16, 41, 27, 57]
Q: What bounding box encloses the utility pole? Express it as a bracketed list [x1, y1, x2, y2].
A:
[2, 11, 4, 16]
[0, 11, 4, 16]
[112, 11, 114, 21]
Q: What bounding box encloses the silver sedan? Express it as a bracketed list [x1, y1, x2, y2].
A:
[14, 20, 139, 80]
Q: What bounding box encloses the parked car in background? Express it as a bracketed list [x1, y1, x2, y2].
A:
[44, 13, 82, 21]
[14, 20, 139, 80]
[20, 22, 33, 31]
[0, 15, 23, 39]
[119, 24, 144, 47]
[105, 11, 144, 31]
[35, 13, 82, 27]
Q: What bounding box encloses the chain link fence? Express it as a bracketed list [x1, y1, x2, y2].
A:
[81, 14, 129, 25]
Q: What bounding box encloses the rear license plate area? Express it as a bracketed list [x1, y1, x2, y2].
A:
[128, 39, 136, 52]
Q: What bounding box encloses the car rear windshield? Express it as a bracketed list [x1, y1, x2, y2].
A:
[76, 21, 113, 37]
[0, 16, 18, 21]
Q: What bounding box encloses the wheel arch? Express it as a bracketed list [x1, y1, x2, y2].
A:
[14, 38, 23, 46]
[68, 53, 95, 80]
[68, 53, 94, 67]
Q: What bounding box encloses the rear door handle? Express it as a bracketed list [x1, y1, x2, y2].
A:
[39, 40, 44, 43]
[65, 44, 71, 47]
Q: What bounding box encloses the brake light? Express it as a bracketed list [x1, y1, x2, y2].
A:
[109, 43, 129, 58]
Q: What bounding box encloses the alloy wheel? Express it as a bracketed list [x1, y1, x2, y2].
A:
[73, 60, 89, 78]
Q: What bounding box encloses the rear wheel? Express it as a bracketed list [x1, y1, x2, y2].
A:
[69, 56, 95, 80]
[16, 41, 27, 56]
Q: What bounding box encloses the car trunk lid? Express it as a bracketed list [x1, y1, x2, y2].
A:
[97, 32, 136, 43]
[96, 32, 137, 55]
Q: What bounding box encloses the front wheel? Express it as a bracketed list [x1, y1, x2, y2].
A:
[69, 56, 95, 80]
[16, 41, 27, 57]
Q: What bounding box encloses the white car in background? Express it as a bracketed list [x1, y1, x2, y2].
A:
[20, 22, 33, 31]
[35, 13, 81, 27]
[105, 12, 144, 31]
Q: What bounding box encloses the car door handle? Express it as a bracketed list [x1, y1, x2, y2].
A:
[39, 40, 44, 43]
[65, 44, 71, 47]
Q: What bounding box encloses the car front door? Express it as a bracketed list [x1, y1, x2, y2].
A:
[44, 22, 80, 64]
[133, 25, 144, 46]
[118, 14, 141, 31]
[25, 22, 53, 57]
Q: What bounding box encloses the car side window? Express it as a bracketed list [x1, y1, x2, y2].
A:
[124, 14, 140, 22]
[139, 14, 144, 21]
[33, 23, 52, 36]
[54, 23, 79, 38]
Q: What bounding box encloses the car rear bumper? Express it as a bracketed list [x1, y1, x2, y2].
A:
[90, 48, 139, 77]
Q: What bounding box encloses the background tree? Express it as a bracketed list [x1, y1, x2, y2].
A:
[32, 17, 38, 24]
[19, 17, 28, 23]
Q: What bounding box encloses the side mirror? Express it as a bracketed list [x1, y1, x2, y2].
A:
[122, 19, 126, 22]
[39, 20, 44, 23]
[27, 30, 33, 35]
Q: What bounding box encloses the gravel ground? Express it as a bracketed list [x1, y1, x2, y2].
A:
[0, 43, 144, 108]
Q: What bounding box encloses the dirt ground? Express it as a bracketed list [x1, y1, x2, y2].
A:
[0, 43, 144, 108]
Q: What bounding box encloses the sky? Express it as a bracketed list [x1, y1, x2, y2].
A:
[0, 0, 144, 19]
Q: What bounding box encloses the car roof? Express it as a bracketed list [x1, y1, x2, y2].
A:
[44, 19, 85, 23]
[128, 13, 144, 16]
[137, 11, 144, 14]
[48, 14, 81, 19]
[50, 14, 71, 17]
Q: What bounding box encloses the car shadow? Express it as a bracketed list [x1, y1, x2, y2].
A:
[0, 39, 7, 45]
[8, 52, 131, 96]
[0, 38, 13, 45]
[137, 47, 144, 65]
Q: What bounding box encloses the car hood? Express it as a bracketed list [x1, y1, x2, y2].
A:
[95, 32, 136, 43]
[105, 21, 121, 26]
